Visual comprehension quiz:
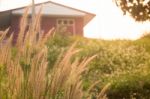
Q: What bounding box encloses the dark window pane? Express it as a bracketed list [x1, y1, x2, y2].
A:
[58, 20, 62, 24]
[64, 20, 68, 25]
[69, 20, 73, 24]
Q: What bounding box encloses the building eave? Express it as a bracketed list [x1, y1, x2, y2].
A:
[0, 0, 96, 25]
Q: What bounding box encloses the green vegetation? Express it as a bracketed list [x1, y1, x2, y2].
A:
[0, 10, 107, 99]
[46, 35, 150, 99]
[1, 8, 150, 99]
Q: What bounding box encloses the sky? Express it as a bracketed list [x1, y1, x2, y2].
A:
[52, 0, 150, 40]
[1, 0, 150, 40]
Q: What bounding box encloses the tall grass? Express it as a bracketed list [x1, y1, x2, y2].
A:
[0, 7, 108, 99]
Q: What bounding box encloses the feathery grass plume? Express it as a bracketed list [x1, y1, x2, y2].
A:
[0, 6, 50, 99]
[48, 42, 81, 98]
[47, 41, 97, 99]
[16, 7, 29, 47]
[0, 28, 11, 65]
[0, 28, 9, 43]
[0, 5, 104, 99]
[63, 55, 97, 99]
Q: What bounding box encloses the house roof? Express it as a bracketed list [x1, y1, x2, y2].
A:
[0, 0, 96, 26]
[0, 0, 49, 11]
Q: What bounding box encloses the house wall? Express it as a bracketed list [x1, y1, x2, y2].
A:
[0, 11, 11, 30]
[10, 15, 20, 33]
[9, 15, 21, 43]
[41, 16, 84, 36]
[41, 16, 56, 33]
[75, 17, 84, 36]
[9, 15, 84, 41]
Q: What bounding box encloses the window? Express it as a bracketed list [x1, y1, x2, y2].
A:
[56, 18, 75, 35]
[69, 20, 73, 25]
[58, 20, 62, 24]
[57, 19, 75, 26]
[64, 20, 67, 25]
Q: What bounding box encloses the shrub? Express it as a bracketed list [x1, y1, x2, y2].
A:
[82, 41, 150, 98]
[46, 35, 73, 70]
[46, 36, 150, 98]
[134, 33, 150, 53]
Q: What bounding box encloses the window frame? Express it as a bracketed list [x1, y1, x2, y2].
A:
[56, 18, 75, 35]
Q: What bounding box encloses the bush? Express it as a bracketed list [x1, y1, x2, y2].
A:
[82, 40, 150, 98]
[134, 35, 150, 53]
[46, 36, 150, 98]
[46, 35, 73, 70]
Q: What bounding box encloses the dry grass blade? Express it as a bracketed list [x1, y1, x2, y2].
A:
[34, 5, 43, 32]
[0, 28, 9, 42]
[97, 83, 111, 99]
[0, 34, 13, 65]
[17, 7, 29, 47]
[39, 27, 55, 44]
[63, 54, 97, 99]
[49, 43, 78, 98]
[87, 80, 101, 93]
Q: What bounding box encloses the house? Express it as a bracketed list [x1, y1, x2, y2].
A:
[0, 1, 95, 38]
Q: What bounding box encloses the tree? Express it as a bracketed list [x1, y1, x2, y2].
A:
[114, 0, 150, 21]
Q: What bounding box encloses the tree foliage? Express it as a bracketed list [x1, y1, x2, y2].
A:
[115, 0, 150, 21]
